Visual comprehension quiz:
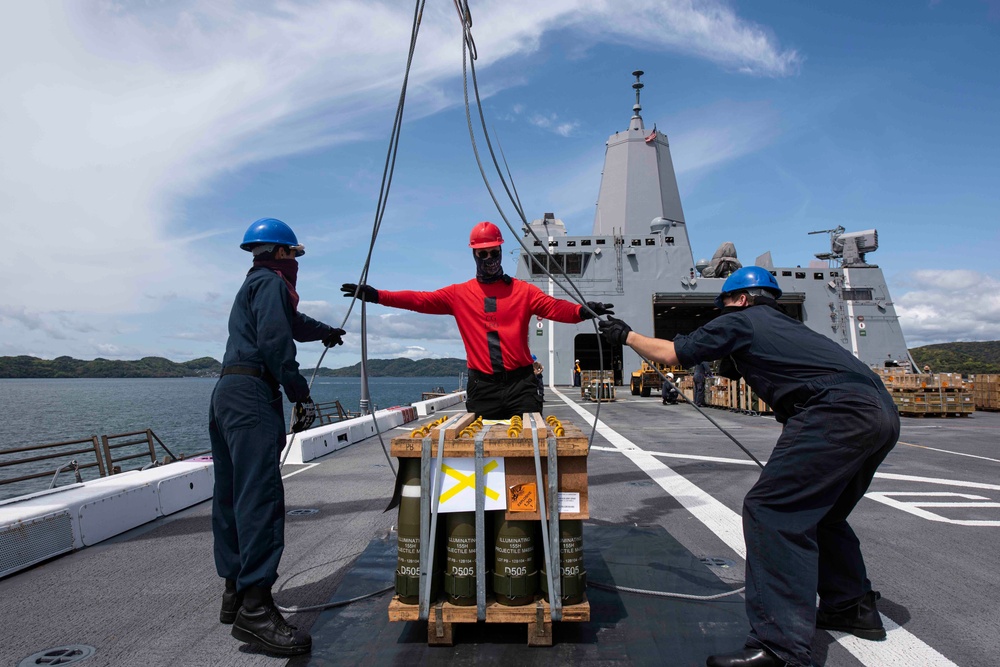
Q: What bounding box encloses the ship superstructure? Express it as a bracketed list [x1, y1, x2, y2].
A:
[516, 72, 912, 384]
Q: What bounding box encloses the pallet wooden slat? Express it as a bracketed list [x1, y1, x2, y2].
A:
[391, 422, 588, 458]
[389, 596, 590, 647]
[388, 596, 590, 623]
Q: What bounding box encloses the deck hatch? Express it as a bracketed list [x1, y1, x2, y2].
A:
[17, 645, 95, 666]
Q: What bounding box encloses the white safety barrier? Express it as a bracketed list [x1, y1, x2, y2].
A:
[281, 405, 420, 464]
[0, 402, 427, 579]
[412, 391, 467, 417]
[0, 460, 213, 579]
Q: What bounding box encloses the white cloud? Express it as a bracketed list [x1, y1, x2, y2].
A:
[895, 270, 1000, 347]
[0, 0, 799, 358]
[528, 113, 580, 137]
[669, 101, 782, 175]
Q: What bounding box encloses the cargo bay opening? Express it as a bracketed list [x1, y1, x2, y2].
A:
[572, 294, 804, 386]
[652, 293, 805, 342]
[574, 333, 624, 385]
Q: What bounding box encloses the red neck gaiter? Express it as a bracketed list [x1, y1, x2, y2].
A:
[251, 258, 300, 311]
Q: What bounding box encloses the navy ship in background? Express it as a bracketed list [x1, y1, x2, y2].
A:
[518, 71, 913, 382]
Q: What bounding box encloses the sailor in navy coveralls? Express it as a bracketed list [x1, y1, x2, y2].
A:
[210, 218, 345, 656]
[599, 266, 899, 667]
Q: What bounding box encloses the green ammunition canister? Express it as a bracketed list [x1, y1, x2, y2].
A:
[492, 516, 538, 606]
[444, 511, 481, 605]
[395, 458, 422, 603]
[540, 519, 586, 605]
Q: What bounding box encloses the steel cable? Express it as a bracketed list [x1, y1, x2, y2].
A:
[284, 0, 428, 474]
[452, 1, 607, 449]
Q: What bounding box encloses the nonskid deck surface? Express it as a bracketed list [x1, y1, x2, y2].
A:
[306, 524, 746, 666]
[1, 388, 997, 666]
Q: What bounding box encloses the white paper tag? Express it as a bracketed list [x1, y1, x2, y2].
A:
[557, 492, 580, 514]
[432, 457, 507, 513]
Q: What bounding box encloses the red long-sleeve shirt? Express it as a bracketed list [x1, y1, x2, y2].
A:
[378, 278, 583, 374]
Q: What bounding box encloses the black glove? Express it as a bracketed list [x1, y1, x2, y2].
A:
[341, 283, 379, 304]
[580, 301, 615, 319]
[598, 316, 633, 346]
[291, 400, 318, 433]
[322, 328, 346, 347]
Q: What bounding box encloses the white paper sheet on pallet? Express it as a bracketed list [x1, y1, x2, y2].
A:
[431, 457, 506, 513]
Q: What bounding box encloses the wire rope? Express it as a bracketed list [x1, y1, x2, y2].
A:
[451, 0, 608, 448]
[284, 0, 429, 474]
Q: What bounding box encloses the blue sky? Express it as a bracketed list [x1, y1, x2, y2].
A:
[2, 0, 998, 369]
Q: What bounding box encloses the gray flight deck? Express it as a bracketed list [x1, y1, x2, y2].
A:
[2, 389, 998, 667]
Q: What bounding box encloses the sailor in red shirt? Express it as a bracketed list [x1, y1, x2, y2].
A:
[342, 222, 613, 418]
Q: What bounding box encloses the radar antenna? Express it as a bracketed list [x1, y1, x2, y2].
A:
[632, 70, 644, 118]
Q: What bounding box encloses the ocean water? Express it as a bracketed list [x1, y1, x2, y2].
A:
[0, 376, 462, 501]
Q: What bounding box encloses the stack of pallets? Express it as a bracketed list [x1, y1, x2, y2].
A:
[879, 372, 974, 417]
[970, 374, 1000, 411]
[701, 377, 771, 414]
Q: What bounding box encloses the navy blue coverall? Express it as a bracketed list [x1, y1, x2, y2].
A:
[673, 302, 899, 667]
[210, 268, 333, 592]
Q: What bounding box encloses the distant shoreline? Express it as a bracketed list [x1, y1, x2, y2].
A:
[0, 355, 470, 379]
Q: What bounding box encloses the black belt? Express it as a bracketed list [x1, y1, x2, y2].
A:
[221, 365, 264, 378]
[775, 371, 883, 417]
[468, 365, 534, 383]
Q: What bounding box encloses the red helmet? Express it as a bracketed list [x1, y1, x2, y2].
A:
[468, 221, 504, 249]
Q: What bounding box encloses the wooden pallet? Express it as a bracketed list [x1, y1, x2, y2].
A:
[388, 595, 590, 646]
[898, 411, 972, 418]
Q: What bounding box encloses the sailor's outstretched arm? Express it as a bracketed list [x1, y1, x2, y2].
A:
[598, 317, 679, 366]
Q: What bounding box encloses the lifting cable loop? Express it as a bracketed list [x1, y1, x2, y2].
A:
[292, 0, 428, 473]
[452, 1, 608, 450]
[451, 2, 764, 470]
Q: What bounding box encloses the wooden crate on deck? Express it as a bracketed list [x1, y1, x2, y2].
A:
[971, 374, 1000, 411]
[388, 412, 590, 645]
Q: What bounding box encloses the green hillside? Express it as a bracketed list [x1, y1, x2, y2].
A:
[315, 357, 468, 377]
[6, 343, 995, 378]
[0, 355, 468, 378]
[0, 356, 223, 378]
[909, 341, 1000, 375]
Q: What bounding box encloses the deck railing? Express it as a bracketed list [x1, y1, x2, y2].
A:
[0, 429, 210, 492]
[0, 436, 106, 487]
[314, 399, 361, 425]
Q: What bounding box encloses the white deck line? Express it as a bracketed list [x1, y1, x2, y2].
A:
[553, 387, 958, 667]
[898, 441, 1000, 465]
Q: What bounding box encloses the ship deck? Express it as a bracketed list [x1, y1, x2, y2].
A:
[2, 388, 997, 666]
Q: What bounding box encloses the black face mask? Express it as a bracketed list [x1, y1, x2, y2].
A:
[475, 251, 505, 283]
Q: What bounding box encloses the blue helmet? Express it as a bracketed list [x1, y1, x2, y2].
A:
[715, 266, 782, 308]
[531, 355, 537, 361]
[240, 218, 305, 256]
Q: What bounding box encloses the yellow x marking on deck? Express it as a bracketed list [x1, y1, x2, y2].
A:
[439, 460, 499, 503]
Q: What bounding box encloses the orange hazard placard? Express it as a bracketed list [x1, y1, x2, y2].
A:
[508, 482, 537, 512]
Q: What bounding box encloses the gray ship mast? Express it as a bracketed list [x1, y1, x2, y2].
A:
[592, 71, 689, 262]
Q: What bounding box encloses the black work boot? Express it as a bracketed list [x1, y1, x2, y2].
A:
[706, 645, 784, 666]
[816, 590, 887, 640]
[231, 586, 312, 656]
[220, 579, 243, 624]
